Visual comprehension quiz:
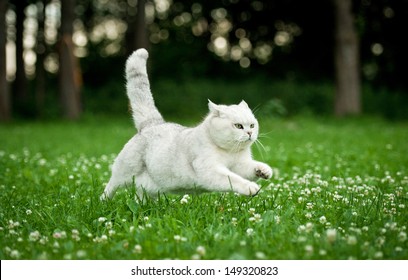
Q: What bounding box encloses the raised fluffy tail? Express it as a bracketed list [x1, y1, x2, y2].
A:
[125, 49, 164, 131]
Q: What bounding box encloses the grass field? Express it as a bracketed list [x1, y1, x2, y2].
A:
[1, 116, 407, 260]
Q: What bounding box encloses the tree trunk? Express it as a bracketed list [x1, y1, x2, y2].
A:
[0, 0, 11, 121]
[36, 0, 47, 117]
[59, 0, 82, 120]
[334, 0, 361, 117]
[14, 0, 29, 114]
[126, 0, 148, 55]
[135, 0, 148, 49]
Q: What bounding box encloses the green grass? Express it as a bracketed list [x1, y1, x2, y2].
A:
[1, 116, 407, 260]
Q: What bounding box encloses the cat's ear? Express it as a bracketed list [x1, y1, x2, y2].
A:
[208, 100, 222, 116]
[239, 100, 249, 109]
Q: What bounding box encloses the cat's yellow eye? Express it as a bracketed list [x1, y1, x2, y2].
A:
[234, 123, 244, 129]
[250, 124, 255, 128]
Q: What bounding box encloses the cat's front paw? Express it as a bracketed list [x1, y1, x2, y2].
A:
[255, 163, 273, 179]
[236, 181, 260, 196]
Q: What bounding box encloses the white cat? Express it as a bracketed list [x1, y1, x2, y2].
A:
[101, 49, 272, 200]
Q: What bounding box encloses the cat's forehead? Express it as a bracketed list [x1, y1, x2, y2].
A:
[224, 105, 256, 123]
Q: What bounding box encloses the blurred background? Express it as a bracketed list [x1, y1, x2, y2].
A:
[0, 0, 407, 122]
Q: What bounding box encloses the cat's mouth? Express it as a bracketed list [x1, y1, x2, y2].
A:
[239, 136, 254, 143]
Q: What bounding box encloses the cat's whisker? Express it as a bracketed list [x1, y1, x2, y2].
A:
[254, 139, 267, 160]
[258, 130, 273, 140]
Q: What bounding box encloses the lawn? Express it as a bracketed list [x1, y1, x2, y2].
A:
[0, 116, 407, 260]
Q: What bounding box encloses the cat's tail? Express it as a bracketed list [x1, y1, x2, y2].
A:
[125, 49, 164, 131]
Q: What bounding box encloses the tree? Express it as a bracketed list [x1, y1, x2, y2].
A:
[14, 0, 29, 114]
[59, 0, 82, 120]
[333, 0, 361, 116]
[0, 0, 10, 121]
[126, 0, 148, 55]
[35, 0, 47, 117]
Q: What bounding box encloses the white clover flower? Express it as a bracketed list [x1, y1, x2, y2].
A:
[93, 235, 108, 243]
[134, 244, 142, 254]
[306, 202, 314, 209]
[98, 217, 107, 223]
[196, 246, 206, 256]
[39, 236, 49, 245]
[305, 222, 313, 232]
[174, 235, 181, 242]
[10, 250, 20, 259]
[374, 251, 383, 259]
[297, 225, 306, 233]
[231, 217, 238, 226]
[398, 231, 407, 242]
[246, 228, 254, 236]
[319, 216, 327, 224]
[319, 249, 327, 256]
[255, 251, 266, 259]
[304, 245, 314, 255]
[180, 194, 190, 204]
[29, 231, 41, 242]
[347, 235, 357, 245]
[326, 229, 337, 243]
[253, 213, 262, 223]
[76, 250, 87, 258]
[191, 254, 201, 260]
[26, 209, 32, 215]
[305, 212, 312, 219]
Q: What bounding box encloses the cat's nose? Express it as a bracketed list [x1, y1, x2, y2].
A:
[247, 131, 252, 137]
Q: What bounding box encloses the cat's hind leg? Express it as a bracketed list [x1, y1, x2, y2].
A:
[100, 135, 146, 200]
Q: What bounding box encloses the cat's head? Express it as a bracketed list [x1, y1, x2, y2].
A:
[206, 100, 259, 151]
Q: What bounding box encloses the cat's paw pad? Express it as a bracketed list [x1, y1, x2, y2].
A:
[255, 164, 273, 179]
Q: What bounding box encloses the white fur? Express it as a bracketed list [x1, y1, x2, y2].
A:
[101, 49, 273, 200]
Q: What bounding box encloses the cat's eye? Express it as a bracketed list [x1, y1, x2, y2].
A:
[234, 123, 244, 129]
[250, 124, 255, 128]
